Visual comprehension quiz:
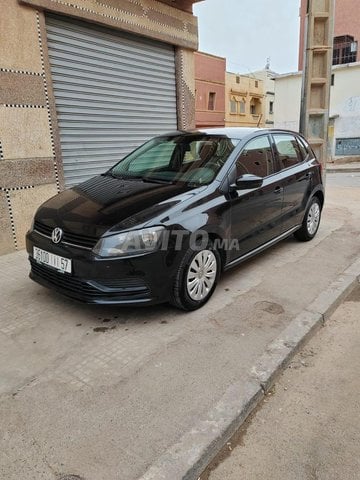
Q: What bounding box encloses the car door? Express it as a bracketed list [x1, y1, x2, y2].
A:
[271, 133, 313, 233]
[228, 134, 284, 261]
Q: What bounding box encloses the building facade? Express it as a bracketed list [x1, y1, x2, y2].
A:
[194, 51, 225, 128]
[274, 62, 360, 163]
[225, 72, 264, 128]
[0, 0, 202, 255]
[298, 0, 360, 70]
[295, 0, 360, 164]
[249, 67, 278, 127]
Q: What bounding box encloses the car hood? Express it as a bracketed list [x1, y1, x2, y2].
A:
[34, 175, 197, 238]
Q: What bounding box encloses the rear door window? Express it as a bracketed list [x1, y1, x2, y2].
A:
[236, 135, 275, 178]
[273, 134, 303, 170]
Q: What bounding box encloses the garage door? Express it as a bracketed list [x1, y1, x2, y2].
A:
[45, 14, 178, 187]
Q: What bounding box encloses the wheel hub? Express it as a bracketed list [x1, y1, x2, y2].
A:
[186, 250, 217, 302]
[307, 202, 320, 235]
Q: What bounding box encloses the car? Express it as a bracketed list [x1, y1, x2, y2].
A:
[26, 127, 324, 311]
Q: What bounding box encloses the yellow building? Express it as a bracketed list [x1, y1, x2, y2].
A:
[225, 72, 265, 127]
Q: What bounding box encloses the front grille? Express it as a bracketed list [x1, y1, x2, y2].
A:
[30, 258, 150, 300]
[61, 230, 98, 249]
[30, 258, 99, 296]
[34, 221, 98, 249]
[33, 221, 52, 237]
[90, 278, 148, 291]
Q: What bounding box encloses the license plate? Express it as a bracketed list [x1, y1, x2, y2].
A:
[33, 246, 72, 274]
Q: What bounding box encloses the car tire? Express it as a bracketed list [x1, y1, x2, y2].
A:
[294, 196, 322, 242]
[170, 241, 221, 311]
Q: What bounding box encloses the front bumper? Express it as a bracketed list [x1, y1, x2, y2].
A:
[26, 229, 177, 306]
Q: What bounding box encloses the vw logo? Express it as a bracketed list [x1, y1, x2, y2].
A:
[51, 227, 63, 244]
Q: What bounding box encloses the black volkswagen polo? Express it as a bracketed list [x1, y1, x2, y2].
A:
[26, 128, 324, 310]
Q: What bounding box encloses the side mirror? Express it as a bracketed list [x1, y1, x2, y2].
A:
[232, 174, 263, 190]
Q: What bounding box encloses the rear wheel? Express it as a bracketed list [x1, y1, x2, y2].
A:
[170, 242, 220, 311]
[294, 196, 321, 242]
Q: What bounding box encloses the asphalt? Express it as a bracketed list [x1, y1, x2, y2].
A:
[205, 285, 360, 480]
[141, 261, 360, 480]
[0, 172, 359, 480]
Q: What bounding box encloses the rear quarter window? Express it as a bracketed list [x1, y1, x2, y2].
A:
[297, 136, 314, 160]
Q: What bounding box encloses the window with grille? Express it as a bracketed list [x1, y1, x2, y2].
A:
[333, 35, 357, 65]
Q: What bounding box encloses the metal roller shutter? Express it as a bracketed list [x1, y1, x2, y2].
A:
[45, 14, 178, 187]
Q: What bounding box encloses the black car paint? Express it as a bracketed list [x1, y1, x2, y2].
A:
[26, 128, 324, 306]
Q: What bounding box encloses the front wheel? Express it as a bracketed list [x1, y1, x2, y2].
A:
[294, 196, 322, 242]
[170, 242, 221, 311]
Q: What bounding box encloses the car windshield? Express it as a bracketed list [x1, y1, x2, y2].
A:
[109, 134, 239, 185]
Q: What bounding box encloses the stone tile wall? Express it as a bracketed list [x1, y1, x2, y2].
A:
[0, 0, 58, 254]
[0, 0, 198, 254]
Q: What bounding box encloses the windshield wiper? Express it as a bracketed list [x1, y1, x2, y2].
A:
[104, 171, 173, 184]
[104, 171, 143, 180]
[142, 177, 174, 185]
[103, 171, 118, 179]
[104, 171, 133, 180]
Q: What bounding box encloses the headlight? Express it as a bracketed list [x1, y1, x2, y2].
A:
[93, 226, 165, 258]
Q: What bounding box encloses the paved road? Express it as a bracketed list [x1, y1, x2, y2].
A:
[0, 173, 359, 480]
[205, 285, 360, 480]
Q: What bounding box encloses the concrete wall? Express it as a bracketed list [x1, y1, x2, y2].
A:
[195, 52, 225, 128]
[273, 73, 302, 132]
[329, 63, 360, 160]
[0, 0, 200, 255]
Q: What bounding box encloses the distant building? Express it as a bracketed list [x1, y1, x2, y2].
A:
[194, 52, 226, 128]
[274, 62, 360, 163]
[249, 67, 278, 127]
[225, 72, 264, 128]
[298, 0, 360, 70]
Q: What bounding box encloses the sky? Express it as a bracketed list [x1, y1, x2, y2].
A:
[193, 0, 301, 74]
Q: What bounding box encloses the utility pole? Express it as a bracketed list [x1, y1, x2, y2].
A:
[299, 0, 335, 172]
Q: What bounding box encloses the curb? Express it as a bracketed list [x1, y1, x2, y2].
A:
[139, 258, 360, 480]
[326, 162, 360, 173]
[326, 167, 360, 173]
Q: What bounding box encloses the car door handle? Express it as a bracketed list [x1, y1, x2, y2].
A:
[274, 186, 283, 194]
[305, 172, 313, 178]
